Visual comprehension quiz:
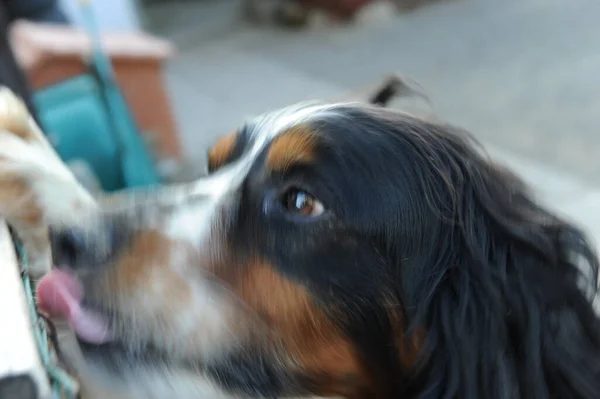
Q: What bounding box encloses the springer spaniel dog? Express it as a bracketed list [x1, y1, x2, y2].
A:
[0, 87, 599, 399]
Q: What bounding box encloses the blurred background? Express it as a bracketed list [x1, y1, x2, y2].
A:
[6, 0, 600, 244]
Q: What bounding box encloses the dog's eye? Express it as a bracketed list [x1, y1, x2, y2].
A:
[282, 188, 324, 217]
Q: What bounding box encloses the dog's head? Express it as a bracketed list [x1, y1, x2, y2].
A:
[38, 103, 600, 399]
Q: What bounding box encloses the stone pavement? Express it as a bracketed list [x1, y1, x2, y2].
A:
[145, 0, 600, 247]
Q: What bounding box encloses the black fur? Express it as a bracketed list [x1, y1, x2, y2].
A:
[223, 105, 600, 398]
[304, 106, 600, 398]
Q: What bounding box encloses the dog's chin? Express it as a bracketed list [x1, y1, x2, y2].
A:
[73, 338, 235, 399]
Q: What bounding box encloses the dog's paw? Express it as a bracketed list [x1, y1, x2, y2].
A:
[0, 86, 96, 221]
[0, 87, 96, 276]
[0, 87, 32, 141]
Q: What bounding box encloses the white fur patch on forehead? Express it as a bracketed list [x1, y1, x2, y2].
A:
[248, 102, 339, 146]
[192, 103, 338, 200]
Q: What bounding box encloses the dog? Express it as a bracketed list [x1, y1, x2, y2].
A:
[1, 87, 599, 399]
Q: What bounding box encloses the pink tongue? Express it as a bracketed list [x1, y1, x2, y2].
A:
[37, 270, 114, 344]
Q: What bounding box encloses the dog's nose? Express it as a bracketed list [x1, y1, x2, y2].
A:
[50, 228, 86, 267]
[49, 224, 121, 270]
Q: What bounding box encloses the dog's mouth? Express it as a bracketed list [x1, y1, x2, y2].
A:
[36, 270, 210, 366]
[37, 269, 115, 345]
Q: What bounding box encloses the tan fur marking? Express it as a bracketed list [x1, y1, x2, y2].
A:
[398, 328, 425, 369]
[208, 132, 238, 172]
[266, 125, 317, 172]
[0, 173, 43, 225]
[0, 90, 33, 142]
[387, 304, 425, 370]
[236, 261, 372, 397]
[105, 230, 190, 303]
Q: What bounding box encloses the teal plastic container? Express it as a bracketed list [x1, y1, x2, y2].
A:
[32, 0, 161, 192]
[34, 75, 123, 191]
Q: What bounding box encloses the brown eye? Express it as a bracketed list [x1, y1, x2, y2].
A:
[283, 189, 325, 217]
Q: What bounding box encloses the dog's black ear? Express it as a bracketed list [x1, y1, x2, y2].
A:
[381, 123, 600, 399]
[367, 74, 430, 108]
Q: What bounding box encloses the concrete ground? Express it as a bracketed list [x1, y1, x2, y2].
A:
[144, 0, 600, 246]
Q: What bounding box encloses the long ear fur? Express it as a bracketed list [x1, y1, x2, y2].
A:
[375, 112, 600, 399]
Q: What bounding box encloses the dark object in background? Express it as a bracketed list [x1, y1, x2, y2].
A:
[296, 0, 378, 20]
[4, 0, 69, 24]
[0, 0, 68, 124]
[392, 0, 449, 11]
[245, 0, 379, 26]
[273, 1, 311, 27]
[245, 0, 450, 27]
